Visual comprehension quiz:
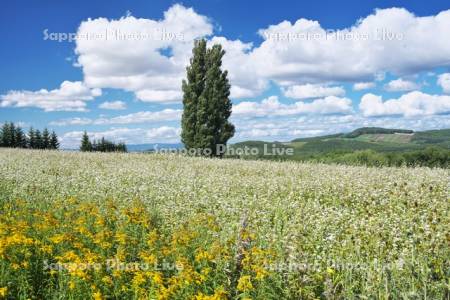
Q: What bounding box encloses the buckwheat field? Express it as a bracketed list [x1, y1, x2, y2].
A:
[0, 149, 448, 299]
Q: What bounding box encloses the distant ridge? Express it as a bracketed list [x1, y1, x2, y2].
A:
[126, 143, 183, 152]
[343, 127, 414, 138]
[231, 127, 450, 167]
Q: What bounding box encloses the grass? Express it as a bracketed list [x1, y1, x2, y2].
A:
[0, 149, 449, 299]
[354, 133, 414, 144]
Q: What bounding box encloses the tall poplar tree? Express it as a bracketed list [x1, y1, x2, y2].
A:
[181, 39, 207, 150]
[181, 39, 234, 156]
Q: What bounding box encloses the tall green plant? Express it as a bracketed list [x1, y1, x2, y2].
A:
[181, 39, 234, 157]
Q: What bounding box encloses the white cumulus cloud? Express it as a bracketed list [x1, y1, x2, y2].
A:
[75, 4, 213, 103]
[359, 91, 450, 117]
[233, 95, 353, 117]
[353, 82, 376, 91]
[252, 8, 450, 85]
[283, 84, 345, 99]
[384, 78, 420, 92]
[437, 73, 450, 93]
[50, 109, 182, 126]
[0, 81, 101, 112]
[73, 6, 450, 104]
[98, 100, 126, 110]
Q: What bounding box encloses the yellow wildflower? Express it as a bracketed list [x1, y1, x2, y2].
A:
[139, 251, 157, 264]
[49, 234, 65, 244]
[92, 291, 103, 300]
[194, 287, 227, 300]
[195, 249, 214, 262]
[151, 272, 163, 285]
[237, 275, 253, 292]
[254, 266, 268, 280]
[0, 287, 7, 297]
[132, 272, 146, 288]
[115, 232, 127, 245]
[147, 230, 158, 246]
[101, 276, 113, 285]
[40, 244, 53, 254]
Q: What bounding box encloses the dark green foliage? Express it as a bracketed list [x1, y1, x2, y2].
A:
[42, 128, 50, 149]
[28, 127, 36, 149]
[412, 129, 450, 147]
[0, 123, 59, 149]
[34, 130, 43, 149]
[181, 39, 234, 156]
[80, 132, 126, 152]
[80, 131, 92, 152]
[181, 39, 206, 150]
[15, 126, 27, 148]
[116, 142, 127, 153]
[315, 147, 450, 168]
[1, 122, 15, 147]
[402, 147, 450, 167]
[50, 131, 60, 149]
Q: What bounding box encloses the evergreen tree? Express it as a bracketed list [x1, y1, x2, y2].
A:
[181, 39, 235, 156]
[181, 39, 207, 151]
[80, 131, 92, 152]
[42, 128, 50, 149]
[79, 131, 126, 153]
[0, 123, 7, 147]
[34, 130, 43, 149]
[0, 124, 59, 150]
[1, 122, 15, 147]
[9, 123, 17, 147]
[117, 142, 127, 153]
[50, 131, 59, 149]
[28, 127, 36, 149]
[15, 126, 27, 148]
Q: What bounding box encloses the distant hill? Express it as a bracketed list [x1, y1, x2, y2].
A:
[343, 127, 414, 138]
[232, 127, 450, 167]
[239, 127, 449, 153]
[412, 129, 450, 147]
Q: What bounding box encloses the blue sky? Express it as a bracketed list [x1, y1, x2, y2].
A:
[1, 0, 450, 148]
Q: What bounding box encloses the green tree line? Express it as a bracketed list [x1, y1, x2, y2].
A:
[0, 122, 59, 149]
[312, 147, 450, 168]
[80, 131, 127, 153]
